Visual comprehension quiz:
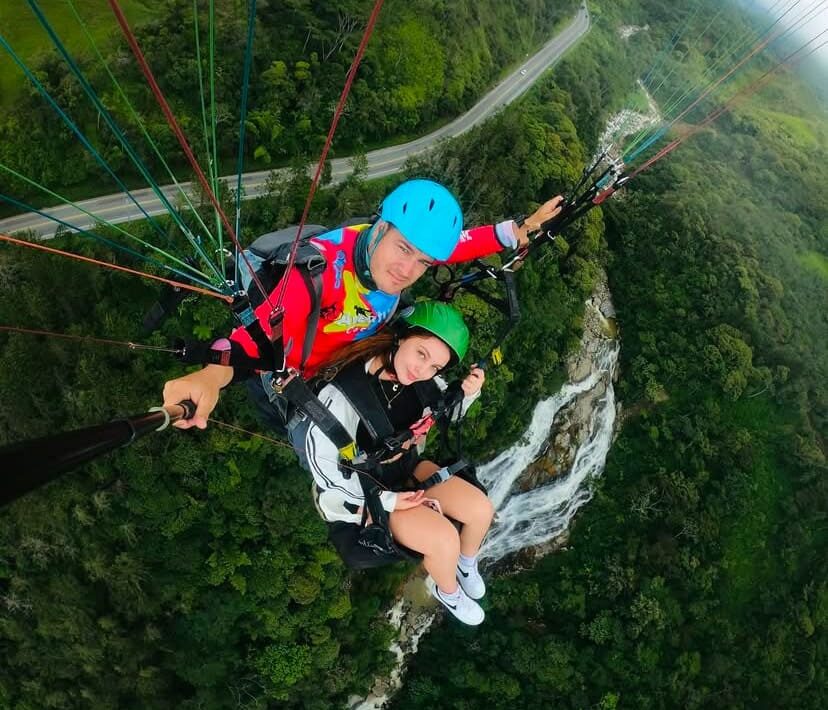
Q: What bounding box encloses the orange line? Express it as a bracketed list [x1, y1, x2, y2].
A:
[0, 233, 231, 303]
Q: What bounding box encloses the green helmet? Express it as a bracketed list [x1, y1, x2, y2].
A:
[399, 300, 469, 366]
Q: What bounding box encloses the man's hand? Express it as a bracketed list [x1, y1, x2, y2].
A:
[162, 365, 232, 429]
[514, 195, 565, 247]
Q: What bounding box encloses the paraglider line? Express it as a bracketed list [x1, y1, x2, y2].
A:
[0, 326, 184, 353]
[276, 0, 386, 311]
[0, 233, 232, 302]
[107, 0, 272, 308]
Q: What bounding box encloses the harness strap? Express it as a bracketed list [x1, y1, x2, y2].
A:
[417, 459, 470, 490]
[297, 264, 325, 371]
[355, 465, 399, 556]
[279, 374, 360, 461]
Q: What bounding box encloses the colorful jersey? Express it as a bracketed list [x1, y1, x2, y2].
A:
[230, 222, 508, 378]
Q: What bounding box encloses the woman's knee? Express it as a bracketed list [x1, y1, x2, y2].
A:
[457, 483, 495, 526]
[431, 524, 461, 559]
[418, 517, 461, 558]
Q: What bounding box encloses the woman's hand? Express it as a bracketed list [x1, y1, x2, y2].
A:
[162, 365, 231, 429]
[393, 490, 426, 510]
[461, 366, 486, 397]
[514, 195, 565, 247]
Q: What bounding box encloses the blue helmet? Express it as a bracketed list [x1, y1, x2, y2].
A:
[379, 179, 464, 261]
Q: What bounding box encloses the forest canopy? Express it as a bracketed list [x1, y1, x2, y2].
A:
[1, 0, 826, 708]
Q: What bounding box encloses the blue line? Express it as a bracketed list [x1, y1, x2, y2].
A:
[0, 32, 174, 245]
[24, 0, 226, 287]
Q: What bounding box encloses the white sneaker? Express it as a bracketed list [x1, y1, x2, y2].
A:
[428, 577, 485, 626]
[456, 560, 486, 600]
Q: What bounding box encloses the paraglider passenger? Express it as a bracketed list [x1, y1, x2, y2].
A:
[292, 301, 493, 626]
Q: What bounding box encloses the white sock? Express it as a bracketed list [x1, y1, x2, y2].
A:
[437, 585, 461, 602]
[458, 553, 477, 570]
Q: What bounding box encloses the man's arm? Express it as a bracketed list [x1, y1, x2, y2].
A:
[161, 267, 313, 429]
[443, 196, 564, 264]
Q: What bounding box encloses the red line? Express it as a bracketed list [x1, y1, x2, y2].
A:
[276, 0, 385, 308]
[626, 28, 828, 183]
[669, 0, 822, 127]
[0, 325, 180, 352]
[0, 233, 231, 302]
[106, 0, 271, 308]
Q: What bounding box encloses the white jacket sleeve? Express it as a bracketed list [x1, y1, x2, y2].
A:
[298, 383, 398, 524]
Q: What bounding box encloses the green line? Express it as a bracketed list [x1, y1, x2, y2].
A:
[208, 0, 224, 262]
[0, 190, 223, 293]
[0, 162, 213, 283]
[193, 0, 224, 280]
[26, 0, 225, 287]
[67, 0, 219, 255]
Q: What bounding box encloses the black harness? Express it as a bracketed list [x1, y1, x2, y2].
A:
[324, 362, 483, 569]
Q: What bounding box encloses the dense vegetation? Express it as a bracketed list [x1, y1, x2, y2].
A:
[0, 1, 592, 706]
[1, 0, 826, 707]
[0, 0, 577, 205]
[390, 1, 828, 708]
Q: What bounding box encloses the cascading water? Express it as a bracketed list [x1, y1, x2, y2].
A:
[479, 339, 619, 562]
[350, 287, 620, 710]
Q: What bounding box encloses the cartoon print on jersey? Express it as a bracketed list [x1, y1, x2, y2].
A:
[322, 271, 397, 339]
[320, 303, 339, 321]
[357, 287, 398, 340]
[333, 250, 347, 289]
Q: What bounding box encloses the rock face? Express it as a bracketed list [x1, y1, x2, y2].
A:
[347, 574, 436, 710]
[619, 24, 649, 40]
[349, 270, 620, 709]
[517, 272, 618, 493]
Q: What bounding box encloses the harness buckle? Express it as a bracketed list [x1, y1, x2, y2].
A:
[269, 367, 300, 393]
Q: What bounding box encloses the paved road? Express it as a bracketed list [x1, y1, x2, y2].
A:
[0, 7, 590, 238]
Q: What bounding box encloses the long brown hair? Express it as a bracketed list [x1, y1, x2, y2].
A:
[321, 327, 436, 380]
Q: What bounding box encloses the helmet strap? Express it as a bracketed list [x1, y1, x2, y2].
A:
[384, 333, 401, 378]
[355, 221, 387, 290]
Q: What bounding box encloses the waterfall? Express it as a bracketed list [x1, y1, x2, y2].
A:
[479, 340, 619, 563]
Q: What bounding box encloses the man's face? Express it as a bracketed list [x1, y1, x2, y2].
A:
[368, 225, 435, 293]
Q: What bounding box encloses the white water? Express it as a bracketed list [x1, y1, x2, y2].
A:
[594, 81, 662, 163]
[479, 340, 619, 563]
[350, 317, 620, 710]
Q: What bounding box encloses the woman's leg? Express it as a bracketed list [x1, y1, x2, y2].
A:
[388, 505, 460, 593]
[413, 461, 495, 557]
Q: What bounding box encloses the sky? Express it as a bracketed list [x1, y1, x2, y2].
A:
[739, 0, 828, 68]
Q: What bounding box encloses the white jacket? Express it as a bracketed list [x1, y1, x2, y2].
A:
[297, 359, 480, 525]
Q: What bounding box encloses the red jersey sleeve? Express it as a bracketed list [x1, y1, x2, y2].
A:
[443, 222, 513, 264]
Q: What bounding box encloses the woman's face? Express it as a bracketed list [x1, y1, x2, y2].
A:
[392, 335, 451, 385]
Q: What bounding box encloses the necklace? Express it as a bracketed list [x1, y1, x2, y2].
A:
[380, 380, 404, 409]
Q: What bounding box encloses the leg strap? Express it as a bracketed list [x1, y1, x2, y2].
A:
[417, 459, 471, 490]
